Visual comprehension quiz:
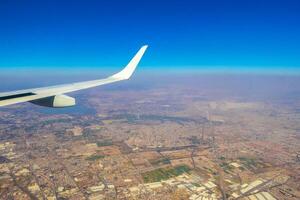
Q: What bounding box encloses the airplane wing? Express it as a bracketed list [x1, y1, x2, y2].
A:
[0, 45, 148, 107]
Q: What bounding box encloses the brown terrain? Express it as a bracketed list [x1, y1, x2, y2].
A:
[0, 74, 300, 200]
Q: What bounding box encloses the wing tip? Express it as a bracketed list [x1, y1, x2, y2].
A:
[142, 44, 148, 49]
[111, 45, 148, 80]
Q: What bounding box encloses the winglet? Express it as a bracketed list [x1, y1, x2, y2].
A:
[111, 45, 148, 80]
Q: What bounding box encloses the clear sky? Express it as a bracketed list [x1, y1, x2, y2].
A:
[0, 0, 300, 74]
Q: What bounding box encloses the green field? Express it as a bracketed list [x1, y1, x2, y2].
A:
[96, 140, 113, 147]
[150, 157, 171, 165]
[109, 113, 202, 124]
[238, 157, 258, 168]
[219, 162, 234, 173]
[142, 165, 191, 183]
[86, 154, 105, 161]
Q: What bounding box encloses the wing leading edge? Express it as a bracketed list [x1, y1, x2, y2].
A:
[0, 45, 148, 107]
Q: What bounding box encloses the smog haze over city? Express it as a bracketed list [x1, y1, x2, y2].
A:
[1, 1, 300, 200]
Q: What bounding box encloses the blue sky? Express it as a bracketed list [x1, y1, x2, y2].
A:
[0, 0, 300, 74]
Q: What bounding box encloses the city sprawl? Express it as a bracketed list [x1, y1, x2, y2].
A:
[0, 74, 300, 200]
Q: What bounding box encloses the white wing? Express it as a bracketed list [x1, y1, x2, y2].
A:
[0, 45, 148, 107]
